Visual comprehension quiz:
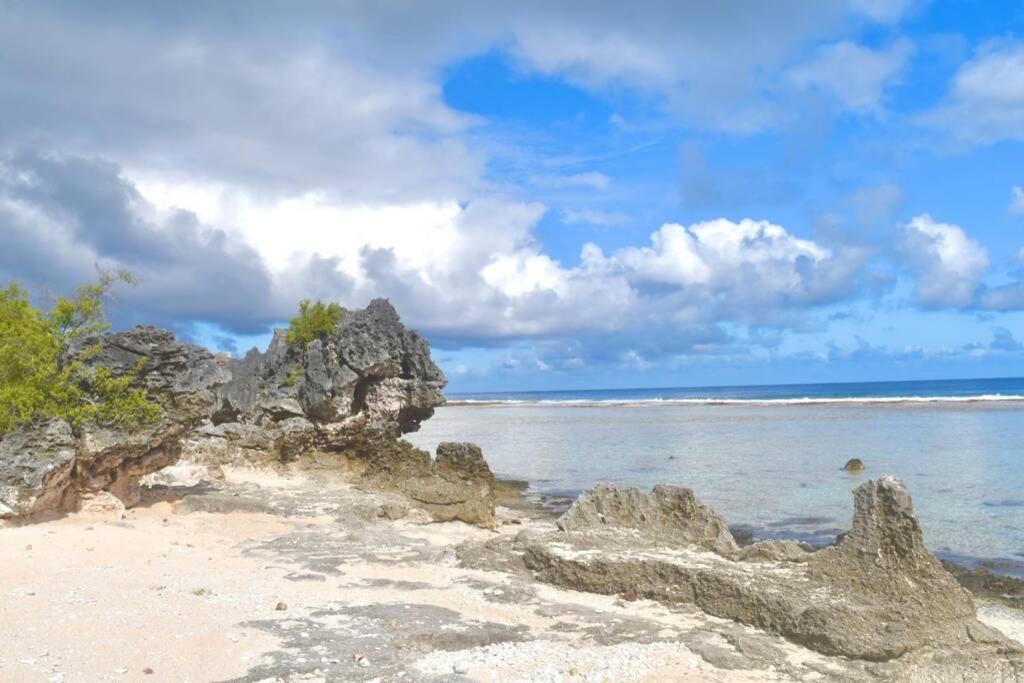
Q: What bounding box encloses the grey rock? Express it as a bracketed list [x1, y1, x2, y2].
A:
[1, 327, 226, 519]
[518, 476, 1024, 668]
[396, 442, 497, 528]
[739, 540, 811, 563]
[557, 484, 739, 556]
[0, 420, 77, 519]
[1, 299, 499, 529]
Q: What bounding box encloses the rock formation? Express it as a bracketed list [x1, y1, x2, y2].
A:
[512, 477, 1023, 674]
[1, 299, 497, 527]
[557, 484, 739, 556]
[0, 326, 226, 519]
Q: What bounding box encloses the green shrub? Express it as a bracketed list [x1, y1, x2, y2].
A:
[0, 272, 159, 434]
[286, 299, 344, 347]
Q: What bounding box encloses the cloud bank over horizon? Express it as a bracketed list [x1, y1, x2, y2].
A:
[2, 1, 1024, 390]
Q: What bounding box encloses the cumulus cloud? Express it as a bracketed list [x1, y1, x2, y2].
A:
[900, 214, 989, 308]
[921, 41, 1024, 145]
[0, 152, 280, 333]
[787, 39, 914, 114]
[0, 149, 872, 356]
[581, 218, 869, 325]
[0, 1, 977, 372]
[989, 327, 1023, 352]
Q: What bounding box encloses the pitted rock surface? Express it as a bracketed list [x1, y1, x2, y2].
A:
[513, 477, 1024, 672]
[557, 483, 739, 556]
[0, 419, 77, 519]
[1, 327, 226, 519]
[1, 299, 496, 527]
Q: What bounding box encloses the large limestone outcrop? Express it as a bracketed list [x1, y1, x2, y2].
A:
[514, 477, 1023, 674]
[182, 299, 495, 526]
[1, 299, 497, 527]
[0, 326, 228, 519]
[195, 298, 446, 465]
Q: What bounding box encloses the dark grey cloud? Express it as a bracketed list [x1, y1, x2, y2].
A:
[0, 152, 280, 334]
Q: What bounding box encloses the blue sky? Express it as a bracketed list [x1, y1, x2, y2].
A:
[1, 1, 1023, 392]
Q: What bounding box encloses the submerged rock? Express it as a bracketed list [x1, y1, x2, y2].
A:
[843, 458, 865, 472]
[512, 476, 1023, 671]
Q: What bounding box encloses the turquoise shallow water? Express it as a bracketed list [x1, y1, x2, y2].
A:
[407, 395, 1024, 569]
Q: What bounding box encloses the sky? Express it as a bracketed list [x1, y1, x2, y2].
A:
[1, 1, 1024, 393]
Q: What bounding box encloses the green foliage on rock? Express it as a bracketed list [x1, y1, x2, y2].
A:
[0, 272, 159, 434]
[286, 299, 344, 348]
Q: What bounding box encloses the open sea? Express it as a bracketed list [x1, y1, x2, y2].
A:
[406, 377, 1024, 573]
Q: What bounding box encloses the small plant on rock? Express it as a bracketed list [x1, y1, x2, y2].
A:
[286, 299, 344, 348]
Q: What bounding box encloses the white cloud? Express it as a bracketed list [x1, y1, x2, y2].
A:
[562, 208, 630, 226]
[1011, 186, 1024, 216]
[921, 41, 1024, 145]
[901, 214, 989, 308]
[582, 218, 867, 323]
[132, 174, 867, 337]
[787, 39, 913, 114]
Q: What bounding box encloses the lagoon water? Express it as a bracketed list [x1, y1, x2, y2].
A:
[406, 378, 1024, 568]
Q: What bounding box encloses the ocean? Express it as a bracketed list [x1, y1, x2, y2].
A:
[406, 377, 1024, 572]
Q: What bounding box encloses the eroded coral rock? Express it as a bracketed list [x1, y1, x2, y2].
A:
[556, 484, 739, 556]
[0, 419, 77, 519]
[0, 327, 227, 520]
[1, 299, 499, 528]
[515, 477, 1023, 669]
[388, 442, 497, 528]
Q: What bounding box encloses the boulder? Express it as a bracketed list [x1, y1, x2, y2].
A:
[390, 442, 497, 528]
[556, 484, 739, 556]
[515, 477, 1022, 666]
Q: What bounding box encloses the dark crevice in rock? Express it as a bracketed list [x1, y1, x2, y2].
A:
[351, 375, 376, 415]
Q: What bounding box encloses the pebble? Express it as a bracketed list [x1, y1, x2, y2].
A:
[453, 662, 470, 675]
[275, 602, 288, 611]
[355, 655, 370, 668]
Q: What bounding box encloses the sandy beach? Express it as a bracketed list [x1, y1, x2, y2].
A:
[1, 470, 939, 683]
[4, 468, 1024, 682]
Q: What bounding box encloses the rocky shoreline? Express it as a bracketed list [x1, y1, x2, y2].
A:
[2, 300, 1024, 681]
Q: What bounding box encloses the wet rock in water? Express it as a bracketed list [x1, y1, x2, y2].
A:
[556, 484, 739, 557]
[514, 476, 1024, 673]
[843, 458, 865, 472]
